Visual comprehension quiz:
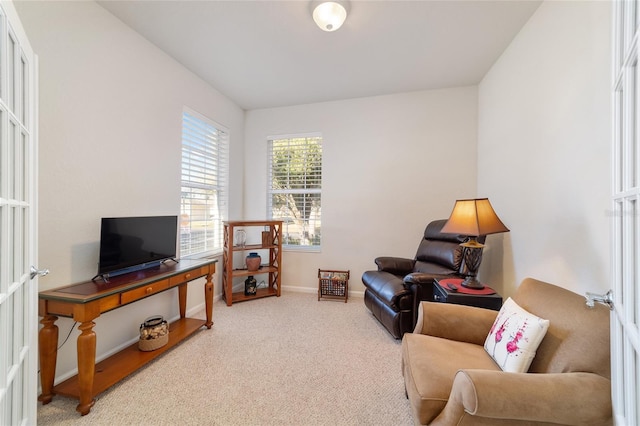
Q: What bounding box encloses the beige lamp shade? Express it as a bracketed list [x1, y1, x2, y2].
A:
[441, 198, 509, 237]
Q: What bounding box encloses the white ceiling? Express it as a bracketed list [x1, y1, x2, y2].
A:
[97, 0, 542, 110]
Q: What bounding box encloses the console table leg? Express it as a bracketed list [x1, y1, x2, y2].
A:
[205, 270, 214, 329]
[76, 320, 96, 416]
[38, 315, 58, 404]
[178, 283, 187, 319]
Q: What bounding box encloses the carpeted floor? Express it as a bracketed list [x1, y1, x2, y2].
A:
[37, 291, 414, 425]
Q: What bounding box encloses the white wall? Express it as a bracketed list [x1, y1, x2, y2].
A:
[244, 87, 479, 293]
[15, 1, 244, 381]
[478, 0, 612, 297]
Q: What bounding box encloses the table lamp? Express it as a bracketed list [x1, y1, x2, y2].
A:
[441, 198, 509, 289]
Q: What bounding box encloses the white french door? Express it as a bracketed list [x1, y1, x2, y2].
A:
[0, 1, 38, 425]
[612, 1, 640, 425]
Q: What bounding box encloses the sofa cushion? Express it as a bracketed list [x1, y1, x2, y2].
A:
[484, 297, 549, 373]
[402, 333, 500, 425]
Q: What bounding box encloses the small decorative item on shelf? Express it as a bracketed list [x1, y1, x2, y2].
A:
[246, 252, 261, 271]
[235, 229, 246, 247]
[262, 229, 272, 246]
[138, 316, 169, 351]
[244, 275, 257, 295]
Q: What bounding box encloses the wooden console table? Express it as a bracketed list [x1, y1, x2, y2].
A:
[37, 258, 216, 416]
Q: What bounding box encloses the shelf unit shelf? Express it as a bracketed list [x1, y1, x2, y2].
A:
[228, 287, 278, 304]
[231, 266, 279, 277]
[222, 220, 282, 306]
[231, 244, 277, 252]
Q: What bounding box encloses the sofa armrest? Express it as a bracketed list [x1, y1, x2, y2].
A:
[374, 256, 415, 275]
[413, 301, 498, 346]
[437, 370, 612, 426]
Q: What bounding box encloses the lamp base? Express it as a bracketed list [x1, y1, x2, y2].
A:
[461, 276, 485, 290]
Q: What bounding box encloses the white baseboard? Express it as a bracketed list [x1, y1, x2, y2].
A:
[228, 283, 365, 298]
[281, 284, 364, 298]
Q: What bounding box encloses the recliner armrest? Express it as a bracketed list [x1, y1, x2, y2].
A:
[433, 370, 612, 426]
[402, 272, 436, 285]
[413, 301, 498, 346]
[374, 256, 415, 275]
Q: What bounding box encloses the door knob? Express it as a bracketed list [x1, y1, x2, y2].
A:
[585, 290, 613, 310]
[30, 265, 50, 280]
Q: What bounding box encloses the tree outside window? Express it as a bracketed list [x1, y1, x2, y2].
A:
[268, 136, 322, 250]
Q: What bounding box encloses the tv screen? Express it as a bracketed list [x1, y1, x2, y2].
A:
[97, 215, 178, 278]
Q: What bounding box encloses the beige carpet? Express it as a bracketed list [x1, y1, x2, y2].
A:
[37, 291, 414, 425]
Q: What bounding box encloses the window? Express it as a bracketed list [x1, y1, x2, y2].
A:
[268, 135, 322, 250]
[180, 109, 229, 257]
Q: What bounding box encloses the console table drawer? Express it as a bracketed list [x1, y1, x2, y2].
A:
[121, 279, 169, 304]
[169, 267, 207, 286]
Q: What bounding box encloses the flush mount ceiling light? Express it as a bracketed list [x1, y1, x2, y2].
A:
[311, 0, 349, 32]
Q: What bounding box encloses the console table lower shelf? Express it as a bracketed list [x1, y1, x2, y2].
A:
[52, 318, 204, 399]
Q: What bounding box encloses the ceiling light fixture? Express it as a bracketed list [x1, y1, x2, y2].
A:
[311, 0, 349, 32]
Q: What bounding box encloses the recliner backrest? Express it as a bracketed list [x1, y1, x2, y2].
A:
[414, 219, 484, 274]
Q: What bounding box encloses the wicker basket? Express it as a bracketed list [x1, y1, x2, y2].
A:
[318, 269, 350, 302]
[138, 316, 169, 351]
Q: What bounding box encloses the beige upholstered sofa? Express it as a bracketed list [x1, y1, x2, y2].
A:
[401, 278, 612, 425]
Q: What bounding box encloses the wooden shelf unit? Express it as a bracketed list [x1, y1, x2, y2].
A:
[222, 220, 282, 306]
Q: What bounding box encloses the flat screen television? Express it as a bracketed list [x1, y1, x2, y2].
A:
[94, 215, 178, 281]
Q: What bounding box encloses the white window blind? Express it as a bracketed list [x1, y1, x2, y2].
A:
[268, 135, 322, 250]
[181, 110, 229, 257]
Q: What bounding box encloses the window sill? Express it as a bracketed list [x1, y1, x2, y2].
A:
[181, 250, 223, 261]
[283, 245, 321, 253]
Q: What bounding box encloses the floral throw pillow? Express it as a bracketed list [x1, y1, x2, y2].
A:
[484, 297, 550, 373]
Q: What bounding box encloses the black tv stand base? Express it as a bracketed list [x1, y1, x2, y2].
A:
[91, 273, 110, 283]
[91, 259, 179, 283]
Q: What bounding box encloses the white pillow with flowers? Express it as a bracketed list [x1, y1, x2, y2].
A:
[484, 297, 550, 373]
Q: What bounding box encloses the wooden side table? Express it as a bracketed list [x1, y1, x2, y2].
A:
[433, 278, 502, 311]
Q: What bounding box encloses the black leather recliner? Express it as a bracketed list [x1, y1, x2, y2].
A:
[361, 219, 484, 339]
